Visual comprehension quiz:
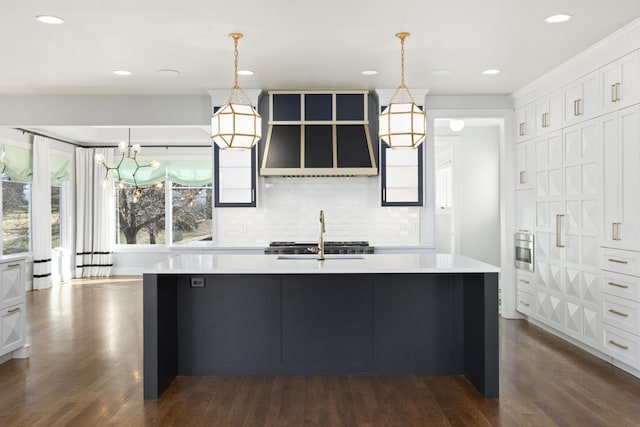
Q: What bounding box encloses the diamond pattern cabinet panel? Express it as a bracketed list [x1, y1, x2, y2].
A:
[565, 267, 581, 299]
[549, 294, 565, 327]
[583, 307, 600, 348]
[536, 232, 549, 260]
[537, 201, 549, 228]
[0, 304, 25, 355]
[582, 272, 599, 306]
[549, 264, 563, 293]
[0, 261, 24, 310]
[536, 172, 549, 198]
[536, 290, 550, 321]
[536, 261, 549, 289]
[565, 300, 583, 337]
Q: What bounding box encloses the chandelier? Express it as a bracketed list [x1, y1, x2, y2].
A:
[211, 33, 262, 150]
[379, 32, 426, 149]
[95, 129, 163, 203]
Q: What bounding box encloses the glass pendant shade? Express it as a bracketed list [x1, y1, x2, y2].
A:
[211, 33, 262, 150]
[211, 100, 262, 150]
[379, 101, 426, 148]
[378, 32, 426, 149]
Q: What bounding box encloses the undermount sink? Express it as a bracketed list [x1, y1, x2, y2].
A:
[276, 254, 365, 260]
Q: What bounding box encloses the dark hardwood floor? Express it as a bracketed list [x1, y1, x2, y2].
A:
[1, 277, 639, 426]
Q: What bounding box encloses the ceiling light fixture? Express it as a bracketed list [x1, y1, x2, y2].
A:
[362, 70, 379, 75]
[237, 70, 255, 76]
[378, 32, 426, 149]
[545, 14, 573, 23]
[113, 70, 132, 76]
[482, 69, 501, 75]
[156, 69, 180, 75]
[35, 15, 64, 25]
[211, 33, 262, 150]
[95, 129, 163, 203]
[449, 119, 465, 132]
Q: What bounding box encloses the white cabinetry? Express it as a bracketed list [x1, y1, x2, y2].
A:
[515, 139, 535, 190]
[0, 258, 26, 362]
[602, 105, 640, 250]
[516, 102, 536, 142]
[535, 89, 563, 134]
[563, 71, 600, 126]
[533, 120, 602, 346]
[599, 247, 640, 369]
[515, 189, 535, 233]
[601, 50, 640, 113]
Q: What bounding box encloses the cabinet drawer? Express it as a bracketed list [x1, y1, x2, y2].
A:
[0, 261, 25, 310]
[602, 323, 640, 369]
[600, 270, 640, 302]
[516, 270, 535, 293]
[600, 247, 640, 276]
[516, 290, 534, 316]
[1, 303, 25, 356]
[602, 294, 640, 335]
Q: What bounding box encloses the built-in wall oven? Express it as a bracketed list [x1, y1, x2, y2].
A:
[514, 232, 535, 272]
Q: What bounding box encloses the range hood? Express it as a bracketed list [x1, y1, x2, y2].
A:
[259, 91, 378, 176]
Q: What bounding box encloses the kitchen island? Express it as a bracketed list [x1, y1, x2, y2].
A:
[143, 253, 500, 399]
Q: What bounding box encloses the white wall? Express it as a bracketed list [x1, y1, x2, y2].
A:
[457, 126, 501, 266]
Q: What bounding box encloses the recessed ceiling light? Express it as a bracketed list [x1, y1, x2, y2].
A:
[431, 69, 453, 76]
[113, 70, 131, 76]
[237, 70, 255, 76]
[482, 69, 501, 75]
[35, 15, 64, 25]
[545, 14, 573, 23]
[449, 119, 465, 132]
[362, 70, 379, 76]
[156, 69, 180, 75]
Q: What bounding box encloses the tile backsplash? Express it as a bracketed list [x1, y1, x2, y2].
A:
[214, 177, 420, 247]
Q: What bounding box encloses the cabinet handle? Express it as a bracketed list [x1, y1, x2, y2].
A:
[543, 112, 549, 128]
[556, 214, 565, 248]
[519, 171, 526, 184]
[519, 279, 530, 284]
[611, 84, 617, 103]
[608, 258, 628, 264]
[615, 222, 621, 240]
[573, 99, 578, 116]
[608, 281, 630, 289]
[519, 301, 531, 307]
[519, 122, 526, 136]
[616, 82, 621, 102]
[7, 263, 20, 268]
[609, 340, 629, 350]
[608, 308, 630, 318]
[8, 307, 20, 313]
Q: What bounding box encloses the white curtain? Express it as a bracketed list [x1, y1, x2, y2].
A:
[32, 136, 52, 290]
[75, 147, 114, 277]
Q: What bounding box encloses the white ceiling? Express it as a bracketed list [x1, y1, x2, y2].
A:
[3, 0, 640, 143]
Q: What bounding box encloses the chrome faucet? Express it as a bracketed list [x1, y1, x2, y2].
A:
[318, 210, 325, 260]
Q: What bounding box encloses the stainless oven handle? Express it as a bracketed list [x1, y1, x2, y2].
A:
[556, 214, 565, 248]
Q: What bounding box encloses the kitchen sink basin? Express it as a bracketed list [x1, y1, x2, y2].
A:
[276, 254, 365, 260]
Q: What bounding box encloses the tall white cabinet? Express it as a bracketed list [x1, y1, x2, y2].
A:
[0, 257, 26, 363]
[514, 43, 640, 377]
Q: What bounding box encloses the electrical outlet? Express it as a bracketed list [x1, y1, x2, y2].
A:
[190, 277, 205, 288]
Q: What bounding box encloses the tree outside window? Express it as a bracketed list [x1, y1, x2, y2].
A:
[116, 186, 166, 244]
[172, 183, 212, 244]
[2, 178, 31, 254]
[51, 185, 61, 247]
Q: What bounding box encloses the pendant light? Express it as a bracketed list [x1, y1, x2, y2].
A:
[95, 129, 163, 203]
[379, 32, 426, 149]
[211, 33, 262, 150]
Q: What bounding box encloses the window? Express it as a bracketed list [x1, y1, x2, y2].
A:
[2, 177, 31, 254]
[115, 185, 166, 244]
[214, 145, 256, 207]
[51, 185, 61, 248]
[380, 142, 424, 206]
[172, 183, 213, 244]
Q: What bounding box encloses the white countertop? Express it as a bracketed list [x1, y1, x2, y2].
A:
[144, 253, 500, 274]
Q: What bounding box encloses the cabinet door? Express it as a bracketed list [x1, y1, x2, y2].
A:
[602, 51, 640, 113]
[535, 89, 563, 134]
[0, 261, 24, 310]
[515, 189, 535, 233]
[564, 71, 600, 126]
[381, 143, 423, 206]
[0, 304, 25, 355]
[516, 103, 535, 141]
[515, 140, 534, 190]
[602, 111, 622, 247]
[214, 145, 256, 207]
[619, 105, 640, 249]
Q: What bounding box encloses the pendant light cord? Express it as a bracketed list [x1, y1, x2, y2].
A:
[230, 33, 242, 90]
